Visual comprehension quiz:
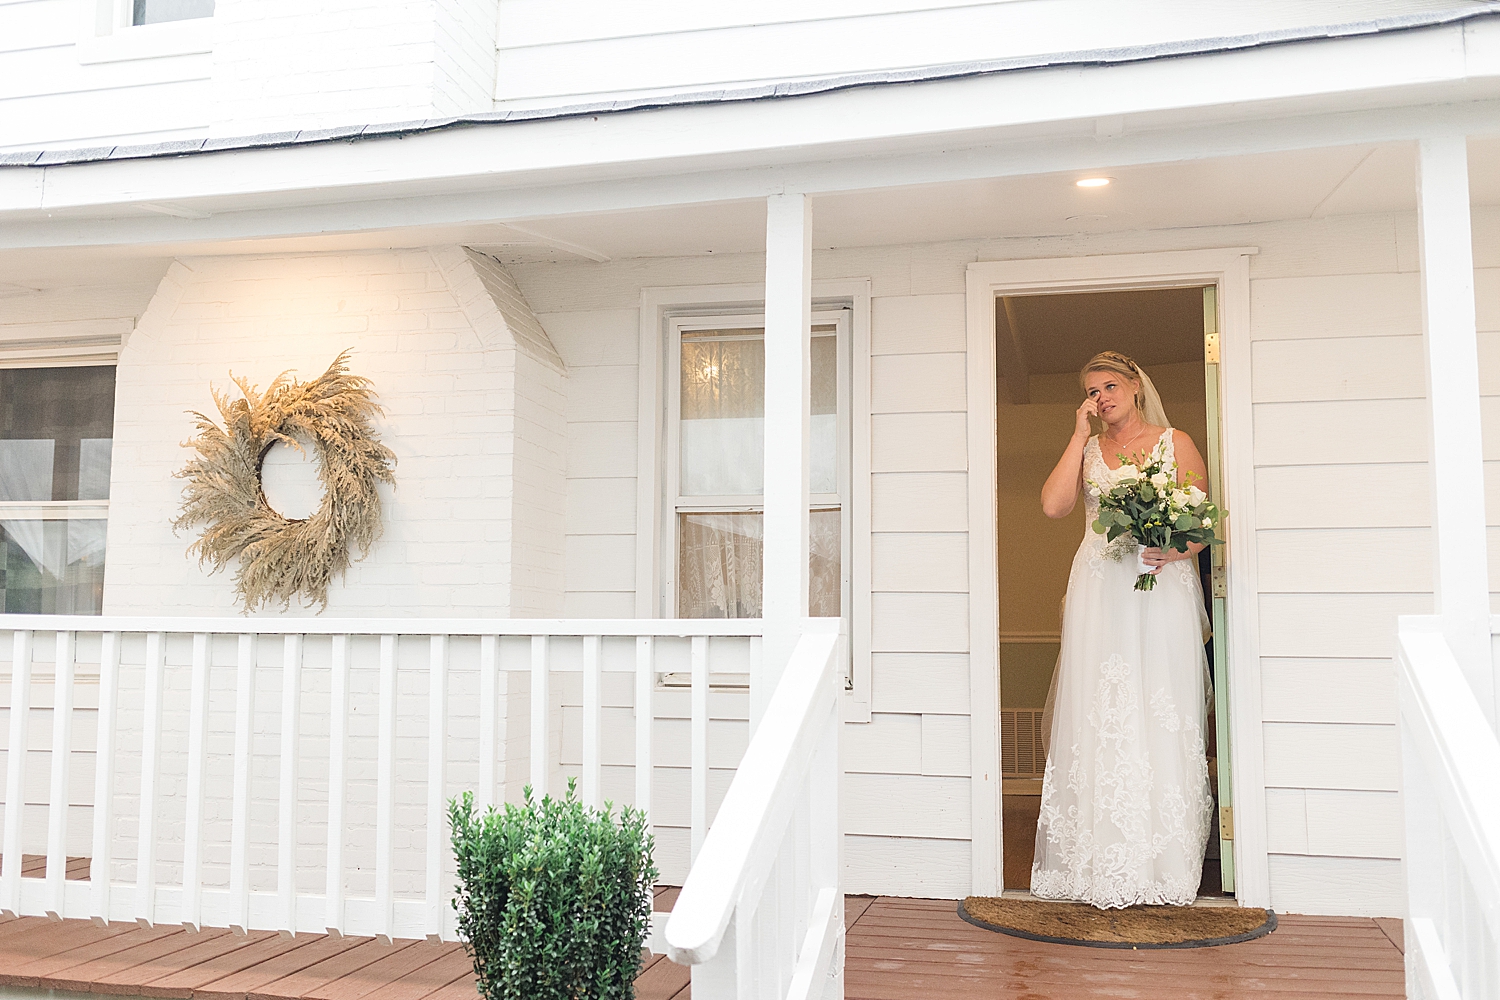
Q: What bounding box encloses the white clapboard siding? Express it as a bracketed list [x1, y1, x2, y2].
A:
[558, 708, 748, 769]
[1477, 267, 1500, 331]
[1249, 272, 1422, 341]
[566, 421, 637, 477]
[536, 309, 640, 367]
[1265, 788, 1403, 859]
[1254, 398, 1430, 465]
[869, 654, 970, 716]
[870, 294, 967, 355]
[844, 833, 971, 898]
[870, 472, 967, 532]
[1260, 658, 1397, 725]
[869, 593, 968, 653]
[565, 478, 637, 534]
[1255, 527, 1429, 593]
[842, 714, 922, 775]
[565, 366, 639, 422]
[1258, 593, 1431, 658]
[1267, 855, 1404, 917]
[1262, 722, 1398, 791]
[1255, 464, 1430, 527]
[1251, 336, 1425, 403]
[843, 773, 970, 839]
[870, 412, 968, 472]
[919, 715, 970, 777]
[870, 533, 967, 592]
[870, 353, 966, 414]
[563, 535, 636, 592]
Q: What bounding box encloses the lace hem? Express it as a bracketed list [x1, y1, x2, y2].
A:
[1029, 865, 1202, 909]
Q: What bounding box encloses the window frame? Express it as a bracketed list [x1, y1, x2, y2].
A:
[0, 361, 118, 616]
[662, 309, 852, 623]
[76, 0, 214, 66]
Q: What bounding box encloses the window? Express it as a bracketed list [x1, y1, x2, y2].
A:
[667, 312, 850, 620]
[132, 0, 214, 24]
[0, 367, 115, 614]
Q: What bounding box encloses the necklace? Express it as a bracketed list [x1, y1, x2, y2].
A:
[1104, 422, 1151, 463]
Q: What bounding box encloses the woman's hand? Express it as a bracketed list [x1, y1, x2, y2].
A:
[1140, 546, 1191, 575]
[1074, 398, 1098, 439]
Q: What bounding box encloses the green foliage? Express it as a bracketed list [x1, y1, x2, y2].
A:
[449, 781, 658, 1000]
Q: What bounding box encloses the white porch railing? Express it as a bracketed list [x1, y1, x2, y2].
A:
[666, 621, 843, 1000]
[0, 614, 762, 942]
[1396, 618, 1500, 1000]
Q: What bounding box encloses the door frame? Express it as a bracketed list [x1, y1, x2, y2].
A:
[963, 247, 1268, 905]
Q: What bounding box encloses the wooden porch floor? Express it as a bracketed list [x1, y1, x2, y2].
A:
[0, 887, 1404, 1000]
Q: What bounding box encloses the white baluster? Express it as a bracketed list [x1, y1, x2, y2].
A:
[90, 631, 120, 926]
[135, 632, 165, 928]
[582, 635, 602, 811]
[530, 635, 548, 798]
[2, 630, 33, 917]
[324, 634, 349, 937]
[635, 636, 653, 833]
[277, 634, 303, 936]
[425, 634, 447, 942]
[477, 635, 497, 811]
[375, 634, 397, 943]
[691, 635, 708, 862]
[181, 632, 212, 931]
[229, 633, 257, 935]
[46, 630, 76, 920]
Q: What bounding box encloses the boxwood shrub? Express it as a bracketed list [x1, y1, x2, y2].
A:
[449, 781, 658, 1000]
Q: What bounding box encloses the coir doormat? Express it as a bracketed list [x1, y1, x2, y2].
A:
[959, 896, 1277, 949]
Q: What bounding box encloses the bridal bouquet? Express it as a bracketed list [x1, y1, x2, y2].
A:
[1088, 438, 1223, 591]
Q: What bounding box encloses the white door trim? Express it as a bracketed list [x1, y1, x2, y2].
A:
[963, 247, 1267, 905]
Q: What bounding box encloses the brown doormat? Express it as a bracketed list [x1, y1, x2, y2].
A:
[959, 896, 1276, 949]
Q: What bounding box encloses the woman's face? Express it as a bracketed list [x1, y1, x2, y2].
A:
[1083, 370, 1139, 427]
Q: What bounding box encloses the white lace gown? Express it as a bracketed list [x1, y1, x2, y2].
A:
[1030, 429, 1215, 909]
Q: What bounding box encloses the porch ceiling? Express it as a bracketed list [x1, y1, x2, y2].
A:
[1, 137, 1497, 290]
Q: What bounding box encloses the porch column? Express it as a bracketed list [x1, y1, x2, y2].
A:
[1416, 135, 1496, 727]
[761, 193, 813, 708]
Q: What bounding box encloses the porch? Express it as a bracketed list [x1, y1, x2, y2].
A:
[0, 892, 1404, 1000]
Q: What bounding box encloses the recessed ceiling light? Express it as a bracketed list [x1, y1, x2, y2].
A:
[1075, 177, 1112, 188]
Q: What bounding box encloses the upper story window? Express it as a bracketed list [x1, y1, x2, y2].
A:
[0, 366, 115, 614]
[667, 311, 850, 620]
[132, 0, 214, 25]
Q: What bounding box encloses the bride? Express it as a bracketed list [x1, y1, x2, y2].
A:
[1031, 350, 1215, 909]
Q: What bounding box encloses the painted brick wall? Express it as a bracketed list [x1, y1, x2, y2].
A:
[209, 0, 500, 137]
[104, 246, 564, 618]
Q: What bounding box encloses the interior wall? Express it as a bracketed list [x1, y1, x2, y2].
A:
[997, 360, 1207, 711]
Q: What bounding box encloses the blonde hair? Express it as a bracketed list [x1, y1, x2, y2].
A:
[1079, 351, 1144, 412]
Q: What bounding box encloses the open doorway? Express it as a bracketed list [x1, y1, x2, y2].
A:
[996, 285, 1234, 899]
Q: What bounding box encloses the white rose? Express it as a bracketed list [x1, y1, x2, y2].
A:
[1150, 472, 1171, 488]
[1170, 489, 1190, 507]
[1114, 464, 1139, 482]
[1187, 485, 1207, 505]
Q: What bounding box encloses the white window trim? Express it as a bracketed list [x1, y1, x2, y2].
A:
[638, 280, 873, 720]
[965, 247, 1260, 901]
[76, 0, 213, 66]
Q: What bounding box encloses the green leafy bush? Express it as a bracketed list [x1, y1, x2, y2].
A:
[449, 781, 658, 1000]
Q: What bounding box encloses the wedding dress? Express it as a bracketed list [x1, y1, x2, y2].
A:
[1030, 427, 1215, 909]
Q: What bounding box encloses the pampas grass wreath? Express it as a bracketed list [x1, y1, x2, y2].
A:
[174, 351, 397, 612]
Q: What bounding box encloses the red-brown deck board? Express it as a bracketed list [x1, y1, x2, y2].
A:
[0, 892, 1403, 1000]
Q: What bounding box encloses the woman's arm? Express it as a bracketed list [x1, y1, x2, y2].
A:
[1141, 429, 1211, 569]
[1041, 399, 1097, 519]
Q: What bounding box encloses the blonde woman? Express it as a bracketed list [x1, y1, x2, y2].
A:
[1032, 351, 1214, 909]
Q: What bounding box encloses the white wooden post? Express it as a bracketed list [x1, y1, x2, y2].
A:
[425, 634, 447, 942]
[762, 192, 813, 716]
[229, 633, 257, 934]
[325, 634, 349, 936]
[690, 635, 708, 861]
[582, 635, 602, 810]
[181, 632, 212, 931]
[1416, 135, 1496, 728]
[635, 636, 654, 833]
[278, 634, 302, 935]
[89, 631, 120, 926]
[46, 630, 75, 920]
[530, 635, 549, 798]
[135, 632, 164, 928]
[375, 634, 397, 943]
[478, 635, 498, 811]
[2, 630, 32, 918]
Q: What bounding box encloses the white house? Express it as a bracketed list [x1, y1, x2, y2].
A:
[1, 2, 1498, 998]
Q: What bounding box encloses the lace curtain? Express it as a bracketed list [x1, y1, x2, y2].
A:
[678, 509, 841, 619]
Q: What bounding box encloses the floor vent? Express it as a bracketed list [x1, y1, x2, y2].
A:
[1001, 708, 1047, 778]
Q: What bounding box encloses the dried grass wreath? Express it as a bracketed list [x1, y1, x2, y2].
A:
[174, 351, 397, 612]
